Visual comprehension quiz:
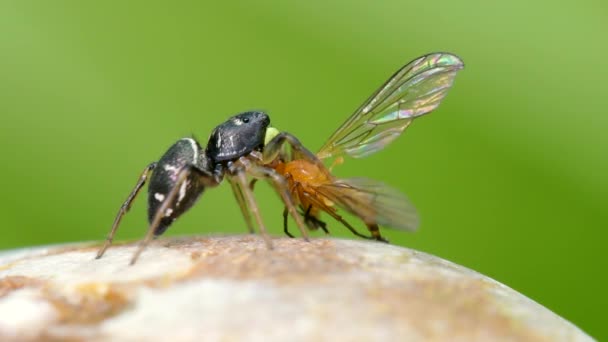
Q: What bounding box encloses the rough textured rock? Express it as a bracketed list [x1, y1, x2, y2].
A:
[0, 235, 593, 341]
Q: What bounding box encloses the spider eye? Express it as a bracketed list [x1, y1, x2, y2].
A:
[243, 117, 250, 123]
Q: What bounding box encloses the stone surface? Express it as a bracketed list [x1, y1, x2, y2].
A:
[0, 235, 594, 341]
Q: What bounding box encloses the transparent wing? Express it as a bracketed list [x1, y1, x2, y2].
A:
[316, 177, 419, 231]
[317, 53, 464, 159]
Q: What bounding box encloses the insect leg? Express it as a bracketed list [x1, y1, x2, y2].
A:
[302, 204, 330, 234]
[228, 165, 274, 249]
[96, 162, 157, 259]
[228, 178, 255, 234]
[367, 223, 389, 243]
[240, 160, 310, 241]
[328, 212, 375, 240]
[282, 207, 295, 238]
[129, 164, 217, 265]
[305, 196, 375, 240]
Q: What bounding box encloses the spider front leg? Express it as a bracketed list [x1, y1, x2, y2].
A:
[238, 157, 310, 242]
[96, 162, 157, 260]
[252, 175, 301, 239]
[227, 161, 275, 249]
[262, 132, 320, 166]
[228, 178, 255, 234]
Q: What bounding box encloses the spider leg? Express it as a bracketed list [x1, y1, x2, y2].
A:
[249, 179, 258, 190]
[129, 164, 217, 265]
[96, 162, 157, 260]
[227, 161, 274, 249]
[239, 157, 310, 242]
[228, 178, 255, 234]
[262, 132, 321, 167]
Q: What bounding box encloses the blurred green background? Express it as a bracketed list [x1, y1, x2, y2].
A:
[0, 0, 605, 338]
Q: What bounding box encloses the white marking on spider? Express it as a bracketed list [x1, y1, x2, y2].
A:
[232, 118, 243, 126]
[182, 138, 199, 164]
[154, 193, 165, 202]
[177, 180, 188, 204]
[164, 164, 179, 172]
[164, 208, 173, 217]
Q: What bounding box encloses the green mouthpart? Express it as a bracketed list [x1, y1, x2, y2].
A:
[264, 126, 280, 146]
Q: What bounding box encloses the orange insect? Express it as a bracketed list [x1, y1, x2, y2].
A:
[258, 53, 464, 242]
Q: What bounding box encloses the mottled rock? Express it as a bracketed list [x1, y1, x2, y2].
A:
[0, 236, 593, 341]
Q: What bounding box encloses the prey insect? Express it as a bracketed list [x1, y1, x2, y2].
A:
[256, 52, 464, 242]
[96, 111, 313, 265]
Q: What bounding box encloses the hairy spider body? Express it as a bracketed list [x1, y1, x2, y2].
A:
[96, 111, 309, 265]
